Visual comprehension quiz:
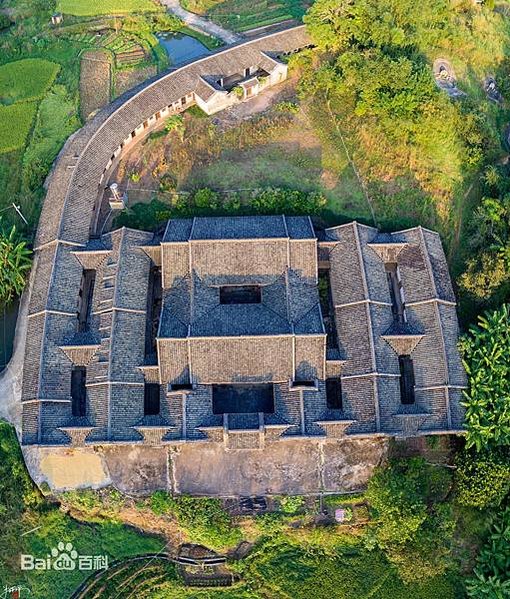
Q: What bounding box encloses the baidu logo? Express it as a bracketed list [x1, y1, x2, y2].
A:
[20, 541, 108, 571]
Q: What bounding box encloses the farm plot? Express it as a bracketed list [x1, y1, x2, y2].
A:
[80, 50, 112, 120]
[69, 31, 149, 68]
[0, 102, 38, 154]
[181, 0, 311, 31]
[0, 58, 60, 105]
[57, 0, 160, 16]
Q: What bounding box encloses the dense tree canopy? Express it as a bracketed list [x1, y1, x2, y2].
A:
[459, 304, 510, 451]
[460, 167, 510, 303]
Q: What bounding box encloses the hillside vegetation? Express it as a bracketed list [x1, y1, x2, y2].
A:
[302, 0, 510, 316]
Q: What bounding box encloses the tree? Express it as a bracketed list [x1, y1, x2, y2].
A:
[460, 193, 510, 302]
[459, 305, 510, 451]
[455, 448, 510, 509]
[0, 223, 31, 305]
[365, 458, 455, 582]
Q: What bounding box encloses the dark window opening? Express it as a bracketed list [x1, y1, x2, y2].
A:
[170, 382, 193, 391]
[326, 377, 343, 410]
[318, 269, 339, 349]
[77, 269, 96, 332]
[145, 265, 162, 361]
[144, 383, 160, 416]
[212, 384, 274, 414]
[385, 262, 405, 324]
[219, 285, 261, 305]
[291, 379, 316, 388]
[71, 366, 87, 417]
[244, 67, 250, 77]
[399, 355, 415, 405]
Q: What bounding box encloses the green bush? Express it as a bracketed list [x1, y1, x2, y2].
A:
[194, 187, 219, 210]
[466, 507, 510, 598]
[275, 101, 300, 114]
[0, 14, 11, 31]
[455, 448, 510, 509]
[365, 458, 455, 582]
[459, 304, 510, 451]
[115, 187, 328, 230]
[150, 492, 242, 549]
[165, 114, 185, 140]
[279, 495, 306, 514]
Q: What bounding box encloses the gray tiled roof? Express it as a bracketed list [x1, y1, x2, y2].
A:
[190, 215, 287, 240]
[191, 303, 293, 336]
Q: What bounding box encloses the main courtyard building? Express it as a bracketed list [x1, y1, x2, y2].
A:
[22, 215, 466, 452]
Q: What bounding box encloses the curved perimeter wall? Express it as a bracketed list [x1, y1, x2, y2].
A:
[21, 26, 312, 443]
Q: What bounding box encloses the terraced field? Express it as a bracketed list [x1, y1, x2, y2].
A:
[70, 31, 149, 67]
[180, 0, 311, 31]
[74, 557, 179, 599]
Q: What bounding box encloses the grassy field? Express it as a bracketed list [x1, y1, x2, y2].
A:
[181, 0, 311, 31]
[0, 102, 38, 154]
[0, 59, 60, 105]
[57, 0, 160, 16]
[0, 58, 60, 155]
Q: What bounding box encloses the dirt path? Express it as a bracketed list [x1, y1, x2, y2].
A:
[160, 0, 241, 45]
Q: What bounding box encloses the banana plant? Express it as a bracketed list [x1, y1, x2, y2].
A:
[0, 223, 32, 305]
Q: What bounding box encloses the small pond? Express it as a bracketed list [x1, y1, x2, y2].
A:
[156, 31, 211, 65]
[0, 298, 19, 372]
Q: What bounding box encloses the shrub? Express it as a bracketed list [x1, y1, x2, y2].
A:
[232, 86, 244, 99]
[279, 495, 306, 514]
[159, 173, 177, 193]
[466, 507, 510, 598]
[165, 114, 185, 140]
[0, 14, 11, 31]
[459, 304, 510, 451]
[365, 458, 455, 582]
[193, 187, 219, 210]
[150, 489, 174, 515]
[275, 101, 299, 114]
[150, 492, 242, 549]
[455, 448, 510, 509]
